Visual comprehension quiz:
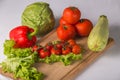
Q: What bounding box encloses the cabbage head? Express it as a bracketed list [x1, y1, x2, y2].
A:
[21, 2, 55, 36]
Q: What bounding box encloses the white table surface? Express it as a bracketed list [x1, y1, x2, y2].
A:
[0, 0, 120, 80]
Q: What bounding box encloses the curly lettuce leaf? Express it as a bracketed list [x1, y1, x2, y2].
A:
[39, 53, 82, 66]
[4, 40, 33, 58]
[1, 40, 44, 80]
[1, 52, 44, 80]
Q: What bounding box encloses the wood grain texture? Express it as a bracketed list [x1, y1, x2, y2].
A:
[0, 29, 114, 80]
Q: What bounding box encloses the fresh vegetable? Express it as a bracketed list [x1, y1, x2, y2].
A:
[32, 45, 42, 52]
[72, 44, 81, 54]
[32, 40, 83, 66]
[4, 40, 34, 58]
[62, 46, 72, 55]
[75, 19, 93, 37]
[39, 53, 82, 66]
[45, 42, 53, 51]
[67, 39, 76, 47]
[32, 45, 39, 52]
[21, 2, 55, 36]
[1, 40, 44, 80]
[39, 48, 51, 58]
[59, 17, 68, 25]
[1, 53, 44, 80]
[57, 24, 76, 41]
[55, 41, 64, 49]
[51, 46, 62, 55]
[87, 15, 109, 51]
[63, 6, 81, 24]
[9, 26, 36, 48]
[57, 6, 93, 39]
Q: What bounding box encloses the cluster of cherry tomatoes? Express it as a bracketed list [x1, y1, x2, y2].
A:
[57, 6, 93, 41]
[32, 39, 81, 58]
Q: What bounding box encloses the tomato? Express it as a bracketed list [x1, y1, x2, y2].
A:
[72, 44, 81, 54]
[32, 45, 43, 52]
[63, 6, 81, 24]
[51, 46, 62, 55]
[59, 17, 68, 25]
[45, 42, 53, 51]
[57, 24, 76, 41]
[56, 43, 63, 49]
[32, 45, 39, 52]
[39, 48, 51, 58]
[67, 39, 76, 47]
[55, 41, 65, 49]
[62, 46, 72, 55]
[75, 19, 93, 37]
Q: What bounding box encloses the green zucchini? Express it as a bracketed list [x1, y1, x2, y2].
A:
[87, 15, 109, 52]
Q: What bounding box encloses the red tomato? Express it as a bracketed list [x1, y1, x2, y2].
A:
[63, 6, 81, 24]
[72, 44, 81, 54]
[62, 46, 72, 55]
[39, 48, 50, 58]
[59, 17, 68, 25]
[56, 41, 65, 49]
[56, 43, 63, 49]
[67, 39, 76, 47]
[32, 45, 43, 52]
[45, 42, 53, 51]
[57, 24, 76, 41]
[75, 19, 93, 37]
[51, 46, 62, 55]
[32, 45, 39, 52]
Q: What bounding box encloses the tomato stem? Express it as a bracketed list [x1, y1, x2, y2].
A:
[63, 26, 67, 30]
[53, 45, 58, 50]
[70, 7, 76, 10]
[79, 19, 84, 23]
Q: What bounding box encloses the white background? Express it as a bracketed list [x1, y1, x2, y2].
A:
[0, 0, 120, 80]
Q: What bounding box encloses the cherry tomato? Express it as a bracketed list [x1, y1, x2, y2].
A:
[39, 48, 51, 58]
[57, 24, 76, 41]
[32, 45, 39, 52]
[67, 39, 76, 47]
[63, 6, 81, 24]
[72, 44, 81, 54]
[51, 46, 62, 55]
[56, 41, 65, 49]
[45, 42, 53, 51]
[32, 45, 43, 52]
[59, 17, 68, 25]
[75, 19, 93, 37]
[62, 46, 72, 55]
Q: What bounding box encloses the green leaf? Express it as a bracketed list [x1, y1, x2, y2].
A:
[1, 40, 44, 80]
[39, 53, 82, 66]
[4, 40, 34, 58]
[1, 53, 44, 80]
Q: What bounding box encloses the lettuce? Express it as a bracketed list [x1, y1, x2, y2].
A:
[4, 40, 34, 58]
[39, 53, 82, 66]
[0, 40, 44, 80]
[1, 53, 44, 80]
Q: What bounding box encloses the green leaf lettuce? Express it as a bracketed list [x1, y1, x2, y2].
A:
[1, 40, 44, 80]
[39, 53, 82, 66]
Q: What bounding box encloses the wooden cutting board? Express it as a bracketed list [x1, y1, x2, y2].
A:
[0, 29, 114, 80]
